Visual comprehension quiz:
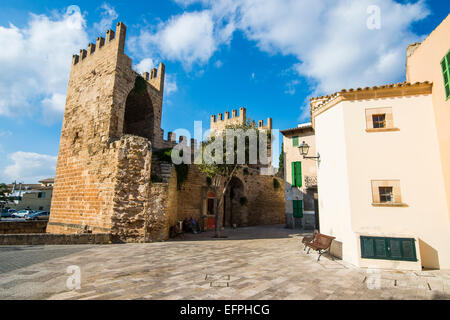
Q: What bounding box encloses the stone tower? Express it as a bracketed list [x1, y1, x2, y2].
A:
[47, 22, 171, 242]
[210, 107, 273, 167]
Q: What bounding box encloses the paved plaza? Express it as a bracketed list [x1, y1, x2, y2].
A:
[0, 225, 449, 300]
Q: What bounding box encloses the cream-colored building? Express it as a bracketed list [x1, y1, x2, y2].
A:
[281, 123, 318, 230]
[8, 179, 54, 212]
[310, 15, 450, 271]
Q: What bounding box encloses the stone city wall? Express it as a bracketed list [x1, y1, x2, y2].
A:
[0, 221, 48, 235]
[0, 233, 111, 246]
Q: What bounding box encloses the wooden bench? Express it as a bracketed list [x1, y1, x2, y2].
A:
[305, 233, 336, 261]
[301, 229, 319, 251]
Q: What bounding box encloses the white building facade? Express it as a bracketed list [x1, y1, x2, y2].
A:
[311, 83, 450, 270]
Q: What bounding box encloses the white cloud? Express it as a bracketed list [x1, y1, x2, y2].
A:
[1, 151, 57, 183]
[240, 0, 429, 94]
[41, 93, 67, 124]
[165, 74, 178, 95]
[163, 0, 428, 95]
[0, 130, 12, 137]
[93, 3, 119, 33]
[154, 11, 215, 66]
[130, 8, 235, 68]
[0, 6, 88, 123]
[135, 58, 155, 74]
[285, 80, 300, 95]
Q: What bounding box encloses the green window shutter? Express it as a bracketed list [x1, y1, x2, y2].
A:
[374, 238, 388, 258]
[401, 239, 416, 260]
[293, 136, 299, 147]
[293, 200, 303, 218]
[361, 237, 375, 258]
[291, 162, 296, 186]
[388, 239, 402, 259]
[291, 161, 302, 187]
[361, 236, 417, 261]
[442, 51, 450, 100]
[295, 162, 302, 187]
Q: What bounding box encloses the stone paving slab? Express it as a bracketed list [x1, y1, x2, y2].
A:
[0, 225, 449, 300]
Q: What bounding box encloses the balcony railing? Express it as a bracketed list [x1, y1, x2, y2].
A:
[305, 176, 318, 188]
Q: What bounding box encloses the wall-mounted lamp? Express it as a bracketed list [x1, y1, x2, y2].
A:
[299, 141, 320, 161]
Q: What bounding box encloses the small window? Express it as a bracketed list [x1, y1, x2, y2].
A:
[441, 50, 450, 100]
[38, 192, 46, 199]
[379, 187, 393, 203]
[371, 180, 404, 206]
[365, 108, 398, 132]
[372, 114, 386, 129]
[292, 136, 299, 147]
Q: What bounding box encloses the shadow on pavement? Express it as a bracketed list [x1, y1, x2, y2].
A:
[169, 224, 312, 242]
[0, 245, 93, 274]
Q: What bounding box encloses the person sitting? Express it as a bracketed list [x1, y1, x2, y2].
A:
[190, 217, 199, 234]
[183, 218, 193, 233]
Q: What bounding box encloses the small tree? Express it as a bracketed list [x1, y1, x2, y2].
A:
[278, 142, 284, 178]
[197, 120, 270, 238]
[0, 183, 12, 211]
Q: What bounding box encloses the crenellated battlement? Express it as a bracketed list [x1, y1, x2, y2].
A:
[72, 22, 127, 66]
[257, 118, 273, 131]
[210, 107, 246, 133]
[141, 63, 165, 92]
[210, 107, 272, 133]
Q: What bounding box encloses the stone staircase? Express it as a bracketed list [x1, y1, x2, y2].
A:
[159, 162, 173, 183]
[151, 155, 173, 184]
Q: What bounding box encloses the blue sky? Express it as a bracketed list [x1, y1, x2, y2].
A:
[0, 0, 448, 183]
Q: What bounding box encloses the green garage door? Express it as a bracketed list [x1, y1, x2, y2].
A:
[360, 236, 417, 262]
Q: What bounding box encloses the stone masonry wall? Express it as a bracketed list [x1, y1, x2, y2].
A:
[0, 221, 48, 235]
[171, 165, 286, 229]
[110, 135, 152, 242]
[245, 174, 286, 226]
[0, 233, 111, 246]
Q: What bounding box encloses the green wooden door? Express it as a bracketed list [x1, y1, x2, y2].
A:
[293, 200, 303, 218]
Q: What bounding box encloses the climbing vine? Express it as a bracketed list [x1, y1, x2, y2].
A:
[273, 178, 280, 189]
[175, 163, 189, 190]
[153, 147, 189, 189]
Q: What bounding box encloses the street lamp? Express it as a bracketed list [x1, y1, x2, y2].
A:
[299, 141, 320, 161]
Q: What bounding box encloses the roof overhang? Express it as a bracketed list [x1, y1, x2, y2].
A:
[310, 81, 433, 128]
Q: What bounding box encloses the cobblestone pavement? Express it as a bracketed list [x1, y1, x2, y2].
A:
[0, 225, 449, 300]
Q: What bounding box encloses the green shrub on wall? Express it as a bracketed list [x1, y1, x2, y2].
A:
[273, 178, 280, 189]
[240, 197, 248, 206]
[154, 148, 173, 162]
[175, 164, 189, 190]
[134, 76, 148, 95]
